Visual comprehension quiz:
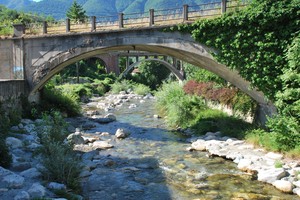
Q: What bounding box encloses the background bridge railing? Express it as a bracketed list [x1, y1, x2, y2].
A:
[19, 0, 248, 36]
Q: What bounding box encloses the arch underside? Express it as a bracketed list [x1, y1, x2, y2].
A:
[29, 30, 268, 106]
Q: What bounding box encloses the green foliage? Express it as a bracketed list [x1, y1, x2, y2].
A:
[155, 82, 205, 128]
[183, 80, 257, 115]
[266, 115, 299, 151]
[133, 84, 151, 96]
[155, 81, 254, 134]
[128, 61, 171, 90]
[184, 63, 226, 86]
[56, 83, 93, 101]
[181, 0, 300, 100]
[0, 5, 55, 36]
[245, 129, 280, 151]
[41, 84, 81, 117]
[110, 79, 135, 94]
[191, 109, 253, 138]
[66, 0, 87, 23]
[36, 111, 82, 191]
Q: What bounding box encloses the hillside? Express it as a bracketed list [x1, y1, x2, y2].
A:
[0, 0, 215, 19]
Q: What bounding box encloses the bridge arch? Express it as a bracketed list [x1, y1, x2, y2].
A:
[120, 58, 184, 81]
[24, 28, 268, 106]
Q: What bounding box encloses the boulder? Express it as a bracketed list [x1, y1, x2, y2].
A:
[20, 168, 41, 179]
[104, 113, 116, 121]
[115, 128, 130, 139]
[237, 159, 253, 171]
[293, 188, 300, 196]
[3, 174, 25, 189]
[48, 182, 66, 190]
[257, 168, 287, 184]
[23, 124, 35, 133]
[67, 133, 85, 145]
[191, 139, 206, 151]
[6, 137, 23, 149]
[92, 141, 114, 150]
[14, 191, 30, 200]
[272, 180, 293, 193]
[265, 152, 283, 160]
[28, 183, 46, 198]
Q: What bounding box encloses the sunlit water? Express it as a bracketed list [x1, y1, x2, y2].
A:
[82, 97, 299, 200]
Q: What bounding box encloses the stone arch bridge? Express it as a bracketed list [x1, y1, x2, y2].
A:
[0, 26, 274, 120]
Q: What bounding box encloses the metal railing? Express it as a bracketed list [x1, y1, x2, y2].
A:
[17, 0, 248, 36]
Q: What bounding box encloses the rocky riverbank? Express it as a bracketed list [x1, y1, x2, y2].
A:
[1, 92, 300, 199]
[188, 132, 300, 196]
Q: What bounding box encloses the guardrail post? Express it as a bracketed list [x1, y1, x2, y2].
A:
[183, 4, 189, 21]
[66, 18, 70, 32]
[221, 0, 227, 13]
[43, 21, 47, 34]
[119, 13, 124, 28]
[13, 24, 25, 37]
[149, 9, 154, 26]
[91, 16, 96, 31]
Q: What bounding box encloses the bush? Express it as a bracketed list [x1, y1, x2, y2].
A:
[245, 129, 280, 151]
[36, 111, 82, 191]
[183, 80, 257, 115]
[155, 82, 205, 128]
[41, 84, 81, 117]
[110, 80, 134, 94]
[133, 84, 151, 96]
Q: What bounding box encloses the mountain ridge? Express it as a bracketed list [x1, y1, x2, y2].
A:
[0, 0, 215, 19]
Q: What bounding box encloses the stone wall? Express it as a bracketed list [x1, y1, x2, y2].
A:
[0, 80, 29, 116]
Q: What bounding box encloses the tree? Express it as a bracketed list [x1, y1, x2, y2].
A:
[66, 0, 87, 23]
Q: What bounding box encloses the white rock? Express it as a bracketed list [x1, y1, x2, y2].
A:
[20, 168, 41, 179]
[28, 183, 46, 198]
[237, 159, 253, 171]
[293, 188, 300, 196]
[3, 174, 25, 189]
[129, 104, 137, 108]
[104, 113, 116, 121]
[0, 166, 12, 176]
[191, 139, 206, 151]
[48, 182, 66, 190]
[272, 180, 293, 193]
[293, 181, 300, 188]
[67, 133, 85, 145]
[115, 128, 130, 139]
[14, 191, 30, 200]
[23, 124, 35, 133]
[257, 168, 287, 184]
[92, 141, 114, 150]
[6, 137, 23, 149]
[143, 93, 154, 99]
[265, 152, 283, 160]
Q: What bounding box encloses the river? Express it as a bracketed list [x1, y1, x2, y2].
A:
[77, 95, 298, 200]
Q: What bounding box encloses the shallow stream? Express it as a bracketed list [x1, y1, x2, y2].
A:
[80, 97, 298, 200]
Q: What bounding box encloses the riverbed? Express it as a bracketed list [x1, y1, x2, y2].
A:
[76, 94, 299, 200]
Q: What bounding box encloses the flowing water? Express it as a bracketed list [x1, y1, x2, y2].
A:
[81, 97, 299, 200]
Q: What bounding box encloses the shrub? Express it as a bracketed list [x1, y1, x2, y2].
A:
[245, 129, 280, 151]
[41, 84, 81, 117]
[36, 111, 82, 191]
[110, 80, 134, 94]
[183, 80, 256, 115]
[133, 84, 151, 96]
[155, 82, 205, 128]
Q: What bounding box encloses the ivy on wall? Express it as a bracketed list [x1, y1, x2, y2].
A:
[175, 0, 299, 101]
